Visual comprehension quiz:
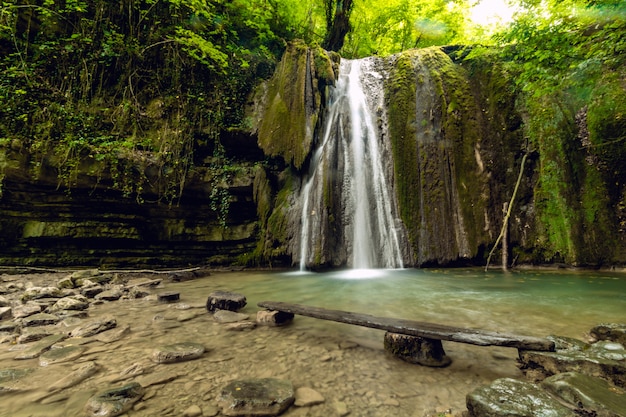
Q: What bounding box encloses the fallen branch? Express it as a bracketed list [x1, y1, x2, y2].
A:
[485, 152, 529, 271]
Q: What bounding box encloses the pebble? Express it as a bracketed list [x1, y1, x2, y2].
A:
[183, 404, 203, 417]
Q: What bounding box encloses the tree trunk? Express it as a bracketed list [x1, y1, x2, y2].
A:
[323, 0, 354, 52]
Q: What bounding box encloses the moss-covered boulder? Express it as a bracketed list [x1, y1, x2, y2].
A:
[255, 41, 336, 170]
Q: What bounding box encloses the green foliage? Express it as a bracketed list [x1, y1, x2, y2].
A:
[472, 0, 626, 264]
[342, 0, 469, 57]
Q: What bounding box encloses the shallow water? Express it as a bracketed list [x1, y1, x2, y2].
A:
[1, 268, 625, 416]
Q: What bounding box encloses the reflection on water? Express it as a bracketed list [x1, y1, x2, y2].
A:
[1, 268, 624, 417]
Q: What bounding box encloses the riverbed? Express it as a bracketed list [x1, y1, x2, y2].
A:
[1, 267, 625, 416]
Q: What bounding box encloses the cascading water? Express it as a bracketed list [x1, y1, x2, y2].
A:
[299, 59, 405, 270]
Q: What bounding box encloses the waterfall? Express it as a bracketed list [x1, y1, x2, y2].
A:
[299, 59, 404, 270]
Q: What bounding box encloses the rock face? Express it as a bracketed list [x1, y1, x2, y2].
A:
[218, 378, 295, 416]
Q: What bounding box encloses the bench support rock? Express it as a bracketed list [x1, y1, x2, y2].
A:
[384, 332, 452, 367]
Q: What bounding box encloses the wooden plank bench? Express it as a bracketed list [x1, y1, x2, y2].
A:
[257, 301, 555, 367]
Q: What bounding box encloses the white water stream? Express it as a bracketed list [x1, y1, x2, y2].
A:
[299, 59, 404, 270]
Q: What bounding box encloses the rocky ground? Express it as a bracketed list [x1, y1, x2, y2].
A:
[0, 269, 624, 417]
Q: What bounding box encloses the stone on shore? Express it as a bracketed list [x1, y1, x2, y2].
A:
[12, 303, 42, 318]
[95, 289, 123, 301]
[0, 306, 11, 320]
[69, 316, 117, 338]
[518, 336, 626, 388]
[49, 295, 90, 312]
[21, 286, 64, 302]
[213, 310, 249, 323]
[206, 291, 247, 313]
[0, 368, 34, 393]
[151, 342, 205, 364]
[541, 371, 626, 417]
[48, 361, 99, 391]
[294, 387, 325, 407]
[218, 378, 295, 416]
[39, 345, 85, 366]
[84, 382, 144, 417]
[466, 378, 573, 417]
[22, 312, 60, 327]
[590, 323, 626, 346]
[14, 333, 67, 360]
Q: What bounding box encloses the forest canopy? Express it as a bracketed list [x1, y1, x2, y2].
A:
[0, 0, 624, 205]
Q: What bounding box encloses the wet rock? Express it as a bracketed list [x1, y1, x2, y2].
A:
[21, 286, 64, 302]
[177, 310, 202, 322]
[81, 284, 105, 298]
[256, 310, 294, 327]
[0, 368, 34, 393]
[22, 312, 60, 327]
[384, 332, 452, 367]
[48, 361, 99, 391]
[95, 288, 123, 301]
[12, 303, 42, 318]
[294, 387, 325, 406]
[157, 291, 180, 302]
[57, 275, 77, 289]
[466, 378, 574, 417]
[590, 323, 626, 346]
[70, 316, 117, 337]
[17, 329, 51, 343]
[0, 306, 11, 320]
[213, 310, 249, 323]
[49, 294, 90, 312]
[39, 345, 85, 366]
[136, 370, 182, 387]
[519, 336, 626, 388]
[226, 321, 257, 331]
[84, 382, 144, 417]
[0, 295, 9, 307]
[151, 342, 205, 363]
[542, 371, 626, 417]
[94, 324, 130, 344]
[0, 322, 19, 333]
[218, 378, 295, 416]
[128, 286, 150, 299]
[333, 400, 350, 417]
[206, 291, 247, 313]
[14, 333, 67, 359]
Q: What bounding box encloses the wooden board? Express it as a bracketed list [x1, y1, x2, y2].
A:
[258, 301, 555, 351]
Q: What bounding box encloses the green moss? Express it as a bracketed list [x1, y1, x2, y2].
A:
[257, 41, 327, 169]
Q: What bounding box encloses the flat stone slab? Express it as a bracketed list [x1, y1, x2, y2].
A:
[95, 289, 123, 301]
[48, 361, 99, 391]
[0, 368, 34, 393]
[14, 333, 67, 360]
[213, 310, 249, 323]
[542, 372, 626, 417]
[466, 378, 574, 417]
[519, 336, 626, 388]
[218, 378, 295, 416]
[22, 312, 60, 327]
[84, 382, 144, 417]
[206, 291, 247, 313]
[0, 306, 12, 320]
[151, 342, 205, 363]
[39, 345, 85, 366]
[70, 316, 117, 338]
